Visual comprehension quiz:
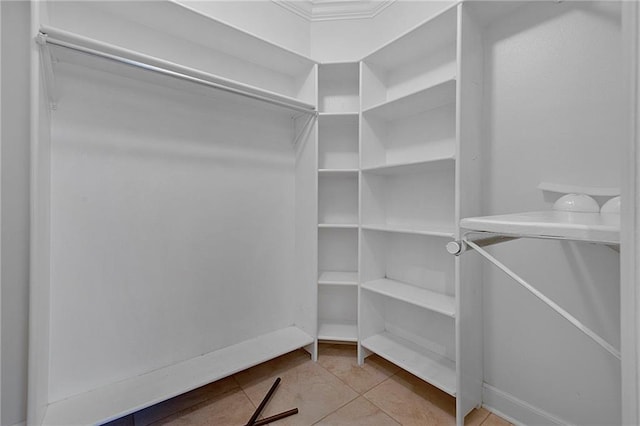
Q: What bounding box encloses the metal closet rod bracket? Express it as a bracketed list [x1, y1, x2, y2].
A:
[36, 32, 59, 110]
[292, 112, 318, 148]
[446, 232, 519, 256]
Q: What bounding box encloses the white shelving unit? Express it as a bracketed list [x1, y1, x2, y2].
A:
[316, 63, 361, 347]
[358, 4, 484, 424]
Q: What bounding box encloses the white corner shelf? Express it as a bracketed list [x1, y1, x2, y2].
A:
[362, 4, 458, 70]
[42, 326, 313, 426]
[361, 156, 455, 175]
[319, 169, 359, 175]
[361, 278, 455, 318]
[318, 62, 359, 113]
[460, 211, 620, 245]
[318, 320, 358, 342]
[319, 223, 359, 229]
[319, 112, 359, 117]
[318, 270, 358, 286]
[362, 224, 455, 239]
[362, 331, 456, 396]
[362, 78, 456, 120]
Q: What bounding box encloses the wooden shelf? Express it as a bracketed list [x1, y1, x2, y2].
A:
[363, 78, 456, 120]
[460, 211, 620, 245]
[319, 224, 359, 229]
[362, 157, 454, 175]
[318, 320, 358, 342]
[362, 224, 454, 238]
[318, 271, 358, 286]
[362, 278, 455, 318]
[43, 326, 313, 426]
[362, 331, 456, 396]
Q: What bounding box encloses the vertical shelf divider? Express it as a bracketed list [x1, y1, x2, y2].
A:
[316, 63, 361, 349]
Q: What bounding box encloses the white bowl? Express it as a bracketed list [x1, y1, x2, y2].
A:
[600, 196, 621, 214]
[552, 193, 600, 213]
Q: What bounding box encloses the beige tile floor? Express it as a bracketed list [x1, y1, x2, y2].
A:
[105, 343, 512, 426]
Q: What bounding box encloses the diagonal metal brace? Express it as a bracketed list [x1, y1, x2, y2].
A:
[464, 239, 620, 360]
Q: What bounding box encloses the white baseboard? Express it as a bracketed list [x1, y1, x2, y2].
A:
[482, 384, 573, 426]
[9, 421, 26, 426]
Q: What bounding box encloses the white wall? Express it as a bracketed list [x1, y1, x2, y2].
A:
[310, 0, 453, 62]
[480, 3, 623, 424]
[1, 2, 31, 425]
[47, 59, 299, 404]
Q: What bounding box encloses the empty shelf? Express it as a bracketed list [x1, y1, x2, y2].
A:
[362, 156, 454, 175]
[362, 332, 456, 396]
[362, 278, 455, 318]
[43, 326, 314, 426]
[319, 112, 359, 117]
[318, 271, 358, 286]
[318, 169, 359, 175]
[318, 320, 358, 342]
[319, 223, 359, 229]
[362, 224, 455, 238]
[460, 211, 620, 245]
[363, 78, 456, 120]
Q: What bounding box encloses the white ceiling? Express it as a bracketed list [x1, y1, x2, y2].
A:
[273, 0, 396, 21]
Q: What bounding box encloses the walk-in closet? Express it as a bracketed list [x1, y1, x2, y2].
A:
[0, 1, 638, 425]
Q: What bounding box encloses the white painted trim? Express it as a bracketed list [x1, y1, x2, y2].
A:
[273, 0, 395, 22]
[9, 422, 26, 426]
[622, 2, 640, 425]
[0, 1, 3, 423]
[481, 384, 572, 426]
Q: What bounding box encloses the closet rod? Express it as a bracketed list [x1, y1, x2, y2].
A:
[37, 31, 317, 116]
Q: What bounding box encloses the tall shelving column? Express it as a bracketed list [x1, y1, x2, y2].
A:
[316, 63, 360, 346]
[358, 4, 483, 424]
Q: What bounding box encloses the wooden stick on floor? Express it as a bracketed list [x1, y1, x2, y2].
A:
[252, 408, 299, 426]
[245, 377, 281, 426]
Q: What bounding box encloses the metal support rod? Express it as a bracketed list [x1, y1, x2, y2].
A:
[293, 113, 317, 147]
[36, 34, 58, 109]
[465, 239, 621, 360]
[252, 408, 299, 426]
[37, 31, 317, 116]
[447, 235, 519, 256]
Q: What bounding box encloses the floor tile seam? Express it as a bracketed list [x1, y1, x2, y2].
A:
[360, 376, 409, 425]
[233, 374, 260, 413]
[308, 392, 361, 425]
[313, 356, 369, 396]
[360, 392, 405, 426]
[475, 410, 492, 425]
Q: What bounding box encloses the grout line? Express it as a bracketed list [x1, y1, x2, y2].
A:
[311, 392, 360, 425]
[476, 409, 492, 425]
